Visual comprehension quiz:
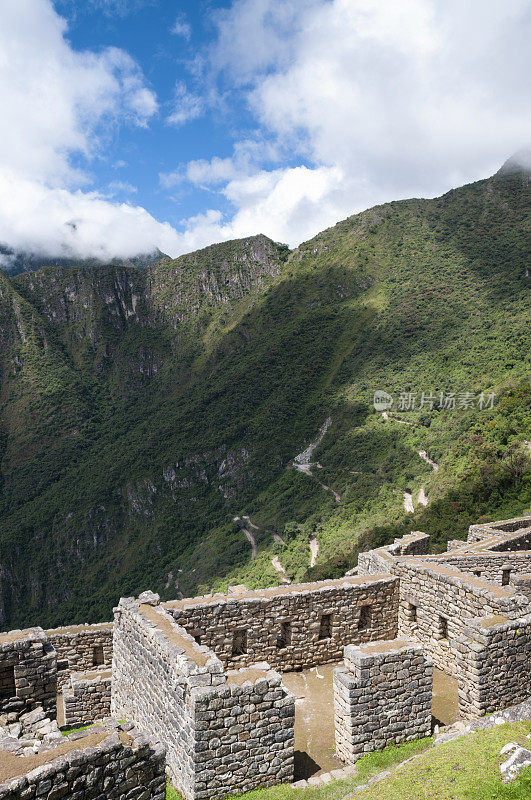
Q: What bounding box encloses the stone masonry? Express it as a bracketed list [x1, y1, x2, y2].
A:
[46, 624, 113, 690]
[334, 639, 433, 762]
[0, 628, 56, 722]
[0, 720, 166, 800]
[0, 515, 530, 798]
[357, 516, 531, 719]
[63, 670, 111, 727]
[111, 594, 295, 800]
[165, 574, 399, 671]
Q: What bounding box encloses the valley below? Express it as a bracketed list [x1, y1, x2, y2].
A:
[0, 162, 529, 629]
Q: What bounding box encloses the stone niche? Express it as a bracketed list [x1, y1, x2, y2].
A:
[63, 669, 112, 727]
[334, 639, 433, 763]
[0, 628, 56, 721]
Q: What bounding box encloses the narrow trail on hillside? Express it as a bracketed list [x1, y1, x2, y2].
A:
[382, 412, 413, 426]
[309, 535, 319, 568]
[271, 556, 290, 584]
[292, 417, 341, 503]
[404, 492, 415, 513]
[234, 516, 258, 559]
[419, 450, 439, 472]
[382, 414, 440, 510]
[417, 485, 429, 506]
[242, 527, 257, 559]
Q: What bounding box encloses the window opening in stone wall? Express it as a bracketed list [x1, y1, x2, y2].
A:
[232, 629, 247, 656]
[190, 629, 204, 646]
[357, 605, 372, 631]
[0, 664, 15, 699]
[408, 603, 417, 623]
[438, 616, 448, 640]
[473, 570, 481, 578]
[92, 645, 105, 666]
[276, 621, 292, 648]
[318, 613, 332, 640]
[502, 568, 511, 586]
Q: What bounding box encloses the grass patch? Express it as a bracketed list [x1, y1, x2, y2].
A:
[348, 721, 531, 800]
[61, 723, 93, 737]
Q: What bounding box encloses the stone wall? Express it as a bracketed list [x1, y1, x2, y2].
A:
[429, 553, 531, 585]
[334, 639, 432, 763]
[457, 613, 531, 719]
[46, 624, 113, 690]
[192, 670, 294, 798]
[395, 560, 529, 677]
[0, 720, 166, 800]
[63, 670, 111, 727]
[0, 628, 56, 722]
[510, 574, 531, 601]
[112, 595, 295, 800]
[165, 575, 399, 671]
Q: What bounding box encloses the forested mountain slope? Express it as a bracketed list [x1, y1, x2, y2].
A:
[0, 164, 529, 628]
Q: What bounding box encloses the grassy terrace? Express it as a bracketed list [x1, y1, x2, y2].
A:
[166, 721, 531, 800]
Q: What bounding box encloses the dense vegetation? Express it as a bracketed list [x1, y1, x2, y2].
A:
[0, 163, 529, 628]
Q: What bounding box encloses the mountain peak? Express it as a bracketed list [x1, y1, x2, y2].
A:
[495, 149, 531, 177]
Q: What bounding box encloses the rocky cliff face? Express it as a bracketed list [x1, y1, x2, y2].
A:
[0, 172, 529, 630]
[146, 234, 287, 326]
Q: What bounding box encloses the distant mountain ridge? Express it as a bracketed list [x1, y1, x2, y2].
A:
[0, 162, 529, 629]
[0, 246, 169, 276]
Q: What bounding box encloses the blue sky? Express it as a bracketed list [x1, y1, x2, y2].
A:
[55, 1, 239, 224]
[0, 0, 530, 262]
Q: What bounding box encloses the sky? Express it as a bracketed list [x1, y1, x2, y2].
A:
[0, 0, 530, 263]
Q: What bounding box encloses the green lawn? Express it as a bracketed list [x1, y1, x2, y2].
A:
[166, 721, 531, 800]
[351, 721, 531, 800]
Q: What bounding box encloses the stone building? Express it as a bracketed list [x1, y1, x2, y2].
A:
[0, 515, 529, 799]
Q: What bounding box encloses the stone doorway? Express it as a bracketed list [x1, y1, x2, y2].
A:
[281, 663, 344, 781]
[432, 668, 460, 727]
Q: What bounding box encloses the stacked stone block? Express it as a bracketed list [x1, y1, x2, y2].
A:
[394, 561, 529, 677]
[0, 720, 166, 800]
[510, 574, 531, 601]
[111, 595, 294, 800]
[334, 639, 432, 763]
[430, 553, 531, 586]
[457, 613, 531, 719]
[46, 624, 113, 690]
[166, 575, 399, 671]
[193, 672, 294, 798]
[0, 628, 56, 722]
[63, 671, 111, 726]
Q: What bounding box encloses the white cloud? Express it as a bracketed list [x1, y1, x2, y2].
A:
[169, 0, 531, 248]
[171, 15, 191, 40]
[107, 181, 138, 195]
[0, 0, 187, 260]
[2, 0, 531, 265]
[167, 81, 203, 127]
[0, 170, 182, 261]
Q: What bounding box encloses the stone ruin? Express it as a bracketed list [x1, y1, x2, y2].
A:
[0, 515, 529, 799]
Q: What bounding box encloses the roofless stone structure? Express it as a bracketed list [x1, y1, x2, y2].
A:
[0, 515, 530, 798]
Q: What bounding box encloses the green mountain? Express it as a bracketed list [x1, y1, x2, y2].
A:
[0, 165, 529, 629]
